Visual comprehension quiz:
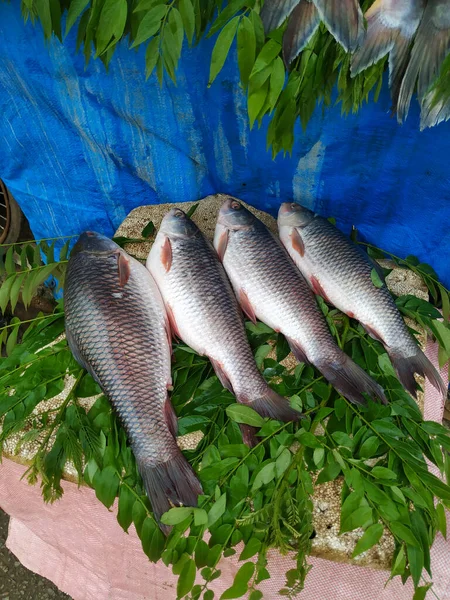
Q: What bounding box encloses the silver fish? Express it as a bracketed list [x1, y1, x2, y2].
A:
[278, 202, 446, 399]
[215, 198, 386, 406]
[398, 0, 450, 124]
[351, 0, 426, 111]
[64, 232, 202, 532]
[146, 208, 300, 446]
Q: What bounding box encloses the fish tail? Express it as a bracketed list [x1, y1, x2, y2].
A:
[241, 386, 301, 423]
[313, 0, 364, 52]
[283, 1, 321, 66]
[260, 0, 300, 34]
[389, 348, 447, 400]
[139, 452, 203, 535]
[316, 352, 387, 406]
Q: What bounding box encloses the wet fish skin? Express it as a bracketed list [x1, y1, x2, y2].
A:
[215, 198, 387, 407]
[147, 209, 300, 446]
[65, 232, 202, 532]
[278, 202, 446, 399]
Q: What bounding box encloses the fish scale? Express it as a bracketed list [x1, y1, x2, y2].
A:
[216, 198, 387, 407]
[65, 232, 202, 532]
[278, 202, 446, 400]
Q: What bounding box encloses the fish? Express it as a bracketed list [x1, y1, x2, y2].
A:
[146, 208, 300, 447]
[351, 0, 426, 112]
[215, 198, 387, 407]
[397, 0, 450, 124]
[64, 232, 202, 533]
[420, 88, 450, 130]
[262, 0, 364, 65]
[278, 202, 446, 400]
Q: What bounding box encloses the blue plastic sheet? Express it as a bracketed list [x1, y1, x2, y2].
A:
[0, 3, 449, 284]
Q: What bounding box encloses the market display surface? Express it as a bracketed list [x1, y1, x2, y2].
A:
[1, 195, 450, 599]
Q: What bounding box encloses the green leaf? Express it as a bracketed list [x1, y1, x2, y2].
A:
[250, 40, 281, 78]
[220, 562, 255, 599]
[390, 522, 420, 547]
[340, 506, 373, 533]
[237, 16, 256, 89]
[316, 460, 341, 485]
[141, 220, 155, 238]
[248, 78, 269, 129]
[5, 247, 15, 275]
[352, 523, 384, 558]
[65, 0, 90, 36]
[268, 57, 285, 111]
[254, 344, 271, 369]
[132, 500, 147, 536]
[436, 503, 447, 539]
[193, 508, 208, 527]
[249, 591, 263, 600]
[391, 546, 406, 577]
[226, 404, 264, 427]
[371, 466, 397, 480]
[145, 37, 160, 79]
[117, 484, 135, 532]
[77, 373, 101, 397]
[313, 447, 325, 466]
[412, 584, 432, 600]
[179, 0, 195, 45]
[239, 537, 261, 560]
[0, 275, 15, 313]
[141, 517, 165, 562]
[93, 465, 120, 508]
[208, 493, 226, 527]
[204, 591, 215, 600]
[186, 203, 199, 218]
[6, 322, 20, 356]
[252, 462, 275, 491]
[208, 0, 246, 36]
[359, 436, 380, 459]
[96, 0, 128, 56]
[161, 507, 193, 526]
[35, 0, 53, 39]
[177, 558, 196, 598]
[297, 430, 322, 448]
[275, 448, 292, 477]
[407, 544, 424, 587]
[209, 16, 239, 86]
[372, 419, 404, 438]
[370, 268, 384, 288]
[131, 5, 168, 48]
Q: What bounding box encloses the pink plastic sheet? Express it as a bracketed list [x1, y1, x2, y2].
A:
[0, 341, 448, 600]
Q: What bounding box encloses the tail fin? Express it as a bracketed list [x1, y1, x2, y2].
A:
[316, 352, 387, 406]
[389, 348, 447, 400]
[240, 386, 301, 423]
[139, 451, 203, 535]
[283, 1, 321, 66]
[313, 0, 364, 52]
[260, 0, 300, 34]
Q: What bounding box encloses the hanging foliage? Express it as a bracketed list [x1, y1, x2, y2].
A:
[1, 229, 450, 598]
[12, 0, 450, 158]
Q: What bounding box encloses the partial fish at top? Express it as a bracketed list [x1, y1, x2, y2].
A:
[397, 0, 450, 126]
[261, 0, 365, 66]
[278, 202, 446, 401]
[351, 0, 426, 111]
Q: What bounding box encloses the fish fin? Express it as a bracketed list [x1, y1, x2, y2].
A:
[283, 1, 321, 66]
[290, 227, 305, 257]
[398, 5, 450, 123]
[316, 352, 387, 405]
[239, 386, 301, 422]
[351, 0, 396, 76]
[420, 92, 450, 130]
[138, 452, 203, 535]
[165, 303, 180, 340]
[215, 229, 229, 262]
[310, 275, 330, 303]
[388, 348, 447, 400]
[164, 396, 178, 437]
[239, 424, 258, 448]
[260, 0, 300, 34]
[239, 289, 257, 325]
[210, 358, 235, 394]
[66, 326, 102, 386]
[117, 252, 131, 287]
[313, 0, 364, 52]
[389, 34, 413, 113]
[363, 324, 385, 344]
[161, 237, 173, 272]
[285, 336, 310, 364]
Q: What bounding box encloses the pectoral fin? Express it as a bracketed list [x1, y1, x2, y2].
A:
[239, 289, 257, 325]
[161, 237, 173, 272]
[117, 252, 131, 287]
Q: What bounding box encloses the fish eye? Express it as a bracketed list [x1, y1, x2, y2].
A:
[290, 203, 296, 209]
[231, 201, 241, 210]
[174, 210, 184, 218]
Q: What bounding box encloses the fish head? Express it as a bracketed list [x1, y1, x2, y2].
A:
[71, 231, 121, 257]
[217, 197, 255, 231]
[159, 208, 199, 239]
[278, 202, 315, 229]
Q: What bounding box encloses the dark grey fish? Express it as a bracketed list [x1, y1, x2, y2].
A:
[146, 208, 300, 446]
[215, 198, 387, 407]
[278, 202, 446, 399]
[64, 232, 202, 532]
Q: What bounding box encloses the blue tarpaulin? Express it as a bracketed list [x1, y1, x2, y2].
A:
[0, 3, 449, 283]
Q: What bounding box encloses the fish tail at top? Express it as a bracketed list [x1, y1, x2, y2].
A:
[388, 347, 447, 400]
[240, 386, 302, 423]
[138, 451, 203, 535]
[316, 351, 387, 406]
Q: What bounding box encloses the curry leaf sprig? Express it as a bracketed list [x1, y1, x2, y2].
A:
[1, 235, 450, 599]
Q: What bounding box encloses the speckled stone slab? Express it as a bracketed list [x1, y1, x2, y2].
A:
[2, 193, 431, 571]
